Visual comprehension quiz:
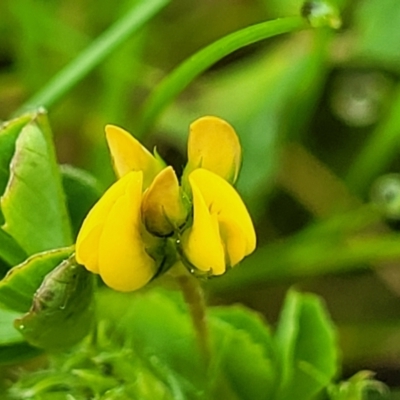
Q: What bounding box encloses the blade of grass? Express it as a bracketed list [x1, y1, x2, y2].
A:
[14, 0, 170, 116]
[346, 84, 400, 195]
[208, 231, 400, 293]
[136, 16, 310, 137]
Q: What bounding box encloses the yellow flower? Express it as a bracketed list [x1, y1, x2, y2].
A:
[181, 168, 256, 275]
[76, 116, 256, 292]
[105, 125, 164, 188]
[183, 116, 241, 185]
[76, 171, 158, 292]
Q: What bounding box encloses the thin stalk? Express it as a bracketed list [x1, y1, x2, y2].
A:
[137, 16, 310, 136]
[174, 265, 210, 363]
[14, 0, 170, 115]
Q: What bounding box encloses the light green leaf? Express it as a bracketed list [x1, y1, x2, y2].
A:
[0, 247, 73, 312]
[274, 289, 338, 400]
[1, 115, 72, 255]
[209, 306, 277, 400]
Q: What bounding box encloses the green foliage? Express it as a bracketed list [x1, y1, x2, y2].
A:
[0, 0, 399, 396]
[274, 289, 337, 400]
[3, 289, 339, 400]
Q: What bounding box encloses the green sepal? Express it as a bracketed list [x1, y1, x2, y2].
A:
[14, 254, 95, 350]
[0, 247, 73, 312]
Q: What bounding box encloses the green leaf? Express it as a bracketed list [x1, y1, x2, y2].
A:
[208, 306, 277, 400]
[0, 308, 24, 345]
[97, 289, 280, 400]
[14, 255, 95, 350]
[1, 114, 72, 255]
[274, 289, 338, 400]
[137, 16, 309, 135]
[60, 164, 102, 238]
[98, 289, 206, 398]
[0, 247, 73, 312]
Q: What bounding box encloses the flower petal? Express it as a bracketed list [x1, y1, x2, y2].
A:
[184, 116, 241, 184]
[99, 171, 157, 292]
[189, 168, 256, 255]
[218, 217, 247, 267]
[76, 173, 133, 273]
[181, 178, 225, 275]
[105, 125, 163, 188]
[142, 166, 188, 236]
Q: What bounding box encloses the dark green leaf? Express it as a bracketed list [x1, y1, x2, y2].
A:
[0, 228, 27, 269]
[0, 342, 42, 366]
[60, 164, 102, 239]
[0, 247, 73, 312]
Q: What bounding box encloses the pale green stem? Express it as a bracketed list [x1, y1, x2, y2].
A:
[174, 264, 210, 363]
[14, 0, 170, 115]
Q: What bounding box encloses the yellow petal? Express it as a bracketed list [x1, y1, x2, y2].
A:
[189, 168, 256, 255]
[142, 166, 188, 236]
[76, 173, 133, 273]
[184, 116, 241, 184]
[105, 125, 164, 188]
[218, 217, 247, 267]
[181, 179, 225, 275]
[99, 171, 157, 292]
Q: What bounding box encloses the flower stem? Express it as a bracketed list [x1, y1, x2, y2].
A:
[174, 265, 210, 363]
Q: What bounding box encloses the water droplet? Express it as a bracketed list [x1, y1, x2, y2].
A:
[301, 0, 342, 29]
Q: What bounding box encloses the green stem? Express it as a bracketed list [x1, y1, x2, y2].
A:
[137, 16, 310, 136]
[175, 266, 210, 363]
[14, 0, 170, 115]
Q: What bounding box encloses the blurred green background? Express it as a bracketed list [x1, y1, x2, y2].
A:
[1, 0, 400, 393]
